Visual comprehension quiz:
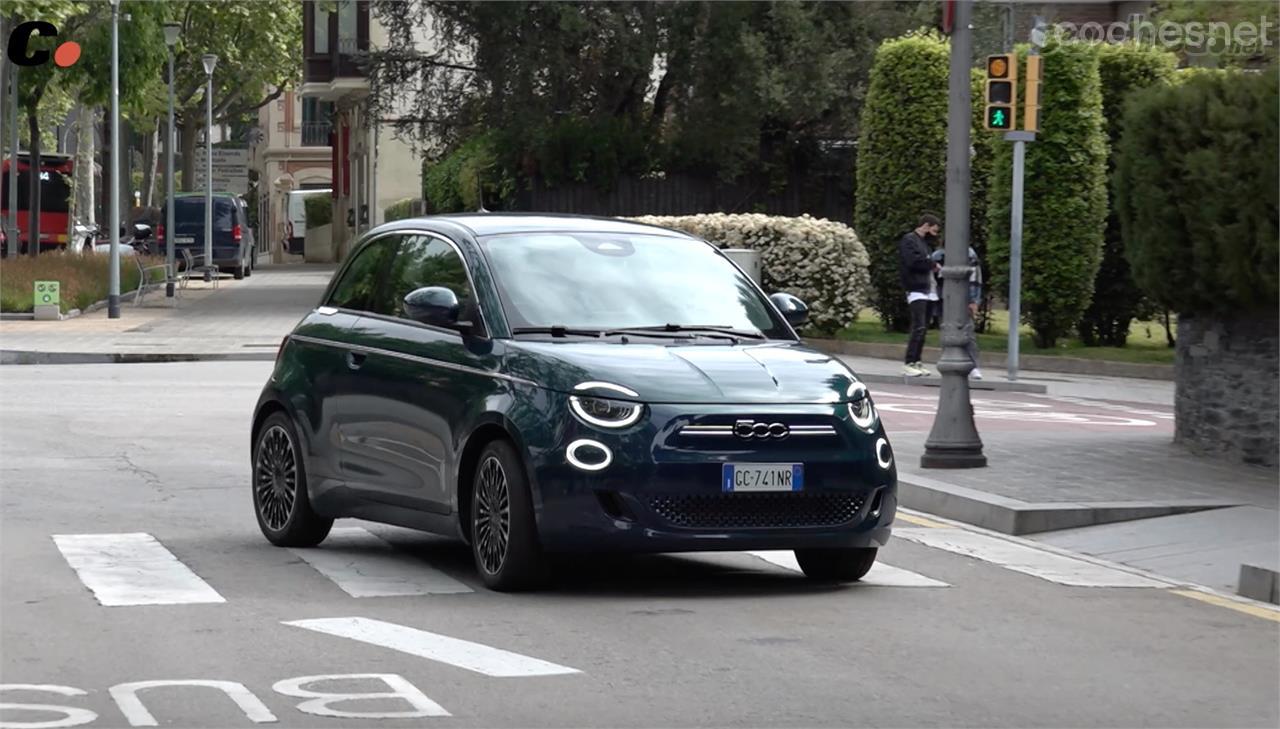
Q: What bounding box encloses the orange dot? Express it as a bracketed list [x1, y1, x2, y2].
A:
[989, 57, 1008, 77]
[54, 42, 81, 68]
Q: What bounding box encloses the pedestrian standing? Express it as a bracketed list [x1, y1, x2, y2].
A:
[897, 214, 940, 377]
[932, 245, 985, 380]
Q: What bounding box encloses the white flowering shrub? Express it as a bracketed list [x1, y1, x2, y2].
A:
[626, 213, 870, 333]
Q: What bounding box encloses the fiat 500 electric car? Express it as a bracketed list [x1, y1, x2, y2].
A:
[250, 214, 897, 590]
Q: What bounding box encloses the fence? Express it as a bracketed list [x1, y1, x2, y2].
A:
[509, 172, 852, 224]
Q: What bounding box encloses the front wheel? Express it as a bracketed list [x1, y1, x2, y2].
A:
[252, 412, 332, 547]
[794, 547, 878, 582]
[471, 440, 549, 591]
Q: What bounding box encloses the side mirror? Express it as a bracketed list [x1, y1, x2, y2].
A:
[133, 223, 153, 239]
[404, 286, 462, 329]
[769, 292, 809, 328]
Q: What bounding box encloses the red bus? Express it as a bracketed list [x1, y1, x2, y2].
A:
[0, 153, 75, 253]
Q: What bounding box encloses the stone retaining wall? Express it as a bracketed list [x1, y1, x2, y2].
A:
[1175, 313, 1279, 467]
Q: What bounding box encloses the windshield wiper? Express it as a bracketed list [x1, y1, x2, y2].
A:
[606, 324, 767, 341]
[511, 326, 603, 338]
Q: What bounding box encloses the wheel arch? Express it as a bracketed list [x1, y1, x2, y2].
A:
[455, 415, 536, 544]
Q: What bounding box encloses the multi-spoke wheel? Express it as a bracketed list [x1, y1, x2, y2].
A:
[470, 440, 549, 591]
[252, 412, 332, 547]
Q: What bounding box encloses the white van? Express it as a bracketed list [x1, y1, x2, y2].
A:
[285, 188, 331, 255]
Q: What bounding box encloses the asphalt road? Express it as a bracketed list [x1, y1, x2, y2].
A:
[1, 362, 1276, 728]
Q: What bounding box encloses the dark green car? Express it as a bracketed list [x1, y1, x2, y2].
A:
[251, 214, 897, 590]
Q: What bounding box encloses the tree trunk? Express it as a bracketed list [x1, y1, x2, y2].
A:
[140, 118, 158, 208]
[180, 114, 198, 192]
[26, 106, 39, 257]
[75, 105, 96, 232]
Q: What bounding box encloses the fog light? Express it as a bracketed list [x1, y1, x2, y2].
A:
[566, 438, 612, 472]
[875, 437, 892, 469]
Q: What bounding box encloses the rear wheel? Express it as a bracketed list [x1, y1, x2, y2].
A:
[233, 262, 246, 280]
[794, 547, 878, 582]
[252, 412, 332, 547]
[471, 440, 549, 591]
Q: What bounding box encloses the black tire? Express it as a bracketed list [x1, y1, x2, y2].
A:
[252, 412, 332, 547]
[794, 547, 878, 582]
[233, 263, 246, 280]
[471, 439, 550, 591]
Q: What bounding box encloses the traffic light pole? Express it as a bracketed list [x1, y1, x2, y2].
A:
[1004, 129, 1035, 381]
[921, 0, 986, 469]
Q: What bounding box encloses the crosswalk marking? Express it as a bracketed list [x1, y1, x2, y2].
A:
[895, 527, 1168, 588]
[747, 550, 950, 587]
[284, 617, 582, 677]
[289, 527, 472, 597]
[52, 533, 225, 606]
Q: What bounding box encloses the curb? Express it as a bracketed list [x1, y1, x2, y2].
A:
[855, 371, 1047, 394]
[894, 469, 1235, 535]
[1238, 564, 1280, 605]
[0, 350, 276, 365]
[809, 337, 1175, 382]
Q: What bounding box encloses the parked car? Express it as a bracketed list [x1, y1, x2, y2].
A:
[158, 193, 256, 278]
[249, 214, 897, 591]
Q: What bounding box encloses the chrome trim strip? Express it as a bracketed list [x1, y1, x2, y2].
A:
[676, 424, 837, 437]
[288, 334, 538, 387]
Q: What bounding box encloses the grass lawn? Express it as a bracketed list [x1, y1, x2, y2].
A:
[0, 253, 165, 314]
[832, 309, 1176, 365]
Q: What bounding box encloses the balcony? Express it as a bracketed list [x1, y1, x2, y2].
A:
[301, 122, 332, 147]
[301, 0, 371, 101]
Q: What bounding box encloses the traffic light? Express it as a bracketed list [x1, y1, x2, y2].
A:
[984, 54, 1017, 131]
[1023, 55, 1043, 133]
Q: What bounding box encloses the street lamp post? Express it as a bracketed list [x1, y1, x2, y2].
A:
[107, 0, 122, 318]
[920, 0, 986, 468]
[163, 23, 180, 298]
[201, 53, 217, 283]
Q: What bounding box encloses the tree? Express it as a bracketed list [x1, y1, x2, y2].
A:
[163, 1, 300, 190]
[1077, 43, 1177, 347]
[986, 42, 1108, 349]
[853, 31, 949, 331]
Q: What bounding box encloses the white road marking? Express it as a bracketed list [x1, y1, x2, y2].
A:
[895, 527, 1168, 588]
[272, 674, 450, 719]
[283, 617, 581, 677]
[109, 680, 277, 726]
[747, 550, 950, 587]
[0, 684, 98, 728]
[51, 533, 224, 607]
[289, 527, 471, 597]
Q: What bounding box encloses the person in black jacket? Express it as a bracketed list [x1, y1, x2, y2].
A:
[898, 214, 941, 376]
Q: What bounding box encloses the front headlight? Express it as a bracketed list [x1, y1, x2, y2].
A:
[846, 382, 877, 429]
[570, 382, 644, 429]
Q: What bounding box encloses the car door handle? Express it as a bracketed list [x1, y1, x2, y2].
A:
[346, 351, 367, 370]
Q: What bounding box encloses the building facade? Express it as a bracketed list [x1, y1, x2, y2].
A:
[299, 0, 425, 262]
[251, 87, 334, 261]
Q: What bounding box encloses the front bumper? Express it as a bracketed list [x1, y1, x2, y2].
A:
[527, 402, 897, 553]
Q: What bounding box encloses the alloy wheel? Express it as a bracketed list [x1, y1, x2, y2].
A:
[474, 455, 512, 574]
[255, 425, 297, 531]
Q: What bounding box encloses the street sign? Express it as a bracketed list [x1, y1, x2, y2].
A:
[34, 280, 60, 306]
[192, 147, 250, 195]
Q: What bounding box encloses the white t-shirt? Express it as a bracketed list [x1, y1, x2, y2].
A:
[907, 272, 940, 303]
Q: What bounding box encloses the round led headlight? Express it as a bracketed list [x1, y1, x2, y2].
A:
[875, 437, 893, 469]
[569, 382, 643, 429]
[846, 382, 877, 429]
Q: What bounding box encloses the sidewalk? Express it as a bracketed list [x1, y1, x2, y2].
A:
[0, 263, 334, 362]
[1, 267, 1274, 599]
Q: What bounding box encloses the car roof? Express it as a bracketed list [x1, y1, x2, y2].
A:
[170, 192, 241, 201]
[377, 213, 695, 240]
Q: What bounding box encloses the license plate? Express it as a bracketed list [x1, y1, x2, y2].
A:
[722, 463, 803, 492]
[175, 235, 195, 244]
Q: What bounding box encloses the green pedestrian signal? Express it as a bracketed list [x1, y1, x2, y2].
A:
[987, 106, 1013, 130]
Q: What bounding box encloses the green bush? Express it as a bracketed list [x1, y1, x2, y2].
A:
[986, 42, 1108, 348]
[1115, 66, 1279, 316]
[423, 133, 515, 213]
[303, 196, 332, 229]
[969, 67, 996, 331]
[383, 198, 420, 223]
[1077, 44, 1177, 347]
[854, 31, 949, 332]
[0, 252, 162, 313]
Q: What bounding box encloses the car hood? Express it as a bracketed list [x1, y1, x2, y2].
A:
[503, 340, 862, 404]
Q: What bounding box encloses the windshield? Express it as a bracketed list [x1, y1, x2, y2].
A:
[478, 232, 788, 338]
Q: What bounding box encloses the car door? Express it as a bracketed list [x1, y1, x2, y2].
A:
[341, 231, 502, 514]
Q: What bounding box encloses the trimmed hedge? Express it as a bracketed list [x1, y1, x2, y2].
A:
[384, 198, 420, 223]
[1078, 43, 1177, 347]
[854, 31, 949, 332]
[986, 42, 1108, 348]
[1115, 66, 1279, 316]
[423, 133, 515, 213]
[303, 196, 332, 229]
[627, 213, 871, 334]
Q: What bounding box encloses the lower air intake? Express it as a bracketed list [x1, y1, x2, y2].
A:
[647, 492, 865, 529]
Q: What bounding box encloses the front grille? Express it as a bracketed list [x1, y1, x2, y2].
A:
[647, 492, 865, 529]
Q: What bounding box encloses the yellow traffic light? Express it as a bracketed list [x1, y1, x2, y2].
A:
[984, 54, 1017, 131]
[1023, 55, 1043, 133]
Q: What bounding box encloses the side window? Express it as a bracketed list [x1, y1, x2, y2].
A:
[326, 237, 396, 312]
[381, 234, 477, 326]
